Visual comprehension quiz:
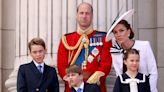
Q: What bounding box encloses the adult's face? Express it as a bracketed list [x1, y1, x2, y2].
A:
[76, 3, 93, 30]
[112, 23, 130, 45]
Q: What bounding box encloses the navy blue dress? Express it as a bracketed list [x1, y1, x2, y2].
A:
[113, 72, 150, 92]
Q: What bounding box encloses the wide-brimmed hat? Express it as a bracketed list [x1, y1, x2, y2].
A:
[105, 9, 135, 42]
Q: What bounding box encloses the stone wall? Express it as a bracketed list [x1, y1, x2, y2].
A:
[157, 0, 164, 91]
[0, 0, 2, 91]
[1, 0, 16, 92]
[1, 0, 164, 92]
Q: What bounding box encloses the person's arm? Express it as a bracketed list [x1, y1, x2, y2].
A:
[97, 35, 112, 75]
[87, 34, 112, 83]
[17, 65, 27, 92]
[145, 75, 151, 92]
[145, 41, 158, 92]
[110, 39, 123, 76]
[57, 38, 69, 80]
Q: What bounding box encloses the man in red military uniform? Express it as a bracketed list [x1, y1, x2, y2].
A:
[57, 2, 112, 92]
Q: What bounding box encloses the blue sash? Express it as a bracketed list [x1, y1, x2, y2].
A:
[75, 31, 106, 65]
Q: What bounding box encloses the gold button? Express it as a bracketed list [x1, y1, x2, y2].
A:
[36, 88, 39, 91]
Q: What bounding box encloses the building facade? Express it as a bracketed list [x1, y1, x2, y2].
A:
[0, 0, 164, 92]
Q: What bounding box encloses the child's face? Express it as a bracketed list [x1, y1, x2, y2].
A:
[30, 45, 47, 64]
[66, 72, 83, 87]
[124, 54, 139, 72]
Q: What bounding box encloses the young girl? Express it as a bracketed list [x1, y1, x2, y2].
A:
[113, 49, 150, 92]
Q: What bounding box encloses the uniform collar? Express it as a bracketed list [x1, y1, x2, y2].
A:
[77, 25, 93, 35]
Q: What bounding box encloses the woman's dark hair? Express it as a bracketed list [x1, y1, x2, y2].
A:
[123, 49, 139, 73]
[118, 20, 134, 39]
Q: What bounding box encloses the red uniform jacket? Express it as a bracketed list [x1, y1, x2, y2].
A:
[57, 30, 112, 92]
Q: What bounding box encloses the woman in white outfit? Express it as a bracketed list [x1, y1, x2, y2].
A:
[106, 19, 158, 92]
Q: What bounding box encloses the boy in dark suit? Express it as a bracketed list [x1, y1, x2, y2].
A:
[64, 64, 101, 92]
[17, 37, 59, 92]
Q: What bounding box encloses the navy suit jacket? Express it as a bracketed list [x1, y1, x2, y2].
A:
[17, 61, 59, 92]
[71, 83, 101, 92]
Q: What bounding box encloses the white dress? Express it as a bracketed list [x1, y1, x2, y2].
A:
[111, 40, 158, 92]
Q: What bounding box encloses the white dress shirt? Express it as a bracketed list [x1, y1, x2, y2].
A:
[33, 60, 44, 73]
[74, 82, 84, 92]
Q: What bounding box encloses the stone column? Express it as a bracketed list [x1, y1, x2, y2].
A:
[0, 0, 2, 91]
[157, 0, 164, 91]
[137, 0, 156, 49]
[137, 0, 163, 91]
[2, 0, 16, 92]
[5, 0, 62, 91]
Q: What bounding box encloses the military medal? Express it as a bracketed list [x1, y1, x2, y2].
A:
[99, 37, 103, 46]
[82, 60, 87, 69]
[87, 55, 94, 63]
[93, 38, 96, 46]
[90, 38, 93, 46]
[92, 48, 99, 56]
[96, 37, 100, 46]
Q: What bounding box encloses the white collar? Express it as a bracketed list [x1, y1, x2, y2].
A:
[74, 82, 84, 91]
[33, 60, 44, 68]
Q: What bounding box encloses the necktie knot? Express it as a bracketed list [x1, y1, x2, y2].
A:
[37, 65, 42, 73]
[77, 88, 82, 92]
